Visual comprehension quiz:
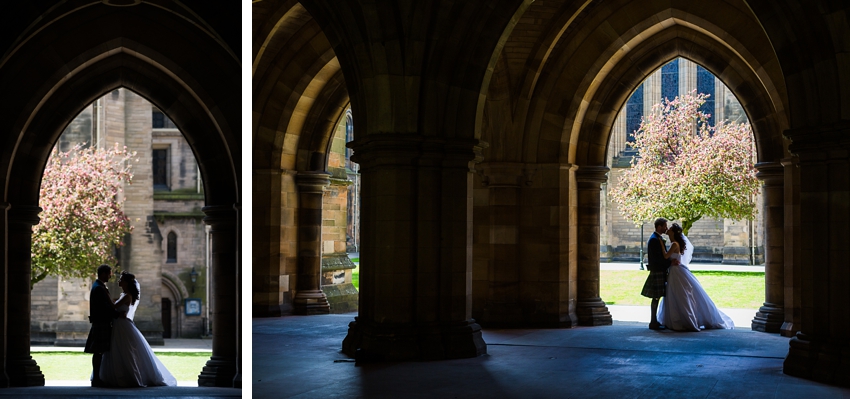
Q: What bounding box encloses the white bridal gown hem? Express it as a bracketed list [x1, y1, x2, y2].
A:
[657, 252, 734, 332]
[99, 294, 178, 387]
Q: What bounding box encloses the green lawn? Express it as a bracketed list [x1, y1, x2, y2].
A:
[352, 265, 760, 309]
[31, 351, 210, 382]
[352, 264, 359, 290]
[602, 270, 764, 309]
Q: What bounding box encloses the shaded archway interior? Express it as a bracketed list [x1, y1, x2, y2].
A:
[0, 1, 241, 388]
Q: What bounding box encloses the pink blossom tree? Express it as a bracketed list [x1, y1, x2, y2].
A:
[610, 91, 758, 235]
[31, 143, 137, 288]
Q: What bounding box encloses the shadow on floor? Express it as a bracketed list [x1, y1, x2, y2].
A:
[255, 313, 850, 398]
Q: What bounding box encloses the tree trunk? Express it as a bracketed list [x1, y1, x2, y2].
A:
[680, 216, 701, 236]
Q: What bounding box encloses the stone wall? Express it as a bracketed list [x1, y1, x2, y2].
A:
[319, 113, 357, 314]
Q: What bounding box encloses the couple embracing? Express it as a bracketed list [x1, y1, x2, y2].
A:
[85, 264, 177, 387]
[641, 218, 734, 332]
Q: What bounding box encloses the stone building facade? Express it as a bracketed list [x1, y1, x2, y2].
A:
[30, 89, 209, 345]
[602, 58, 764, 265]
[320, 107, 358, 313]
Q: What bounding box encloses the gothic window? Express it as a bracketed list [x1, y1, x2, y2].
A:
[696, 65, 716, 127]
[626, 83, 644, 143]
[167, 232, 177, 263]
[153, 148, 169, 190]
[152, 109, 177, 129]
[344, 110, 355, 171]
[661, 59, 679, 101]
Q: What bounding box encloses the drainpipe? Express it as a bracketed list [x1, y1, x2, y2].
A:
[205, 224, 211, 336]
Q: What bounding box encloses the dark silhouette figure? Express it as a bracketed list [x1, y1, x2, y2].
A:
[84, 264, 120, 387]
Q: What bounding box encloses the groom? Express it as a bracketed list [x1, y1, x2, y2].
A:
[84, 264, 121, 387]
[642, 218, 671, 330]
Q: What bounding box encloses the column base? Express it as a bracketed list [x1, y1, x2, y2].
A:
[7, 356, 44, 387]
[780, 321, 798, 337]
[576, 298, 612, 326]
[784, 333, 850, 387]
[751, 303, 784, 333]
[198, 355, 237, 387]
[292, 290, 330, 315]
[342, 317, 487, 361]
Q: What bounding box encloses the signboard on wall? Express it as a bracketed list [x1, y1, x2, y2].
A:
[185, 298, 202, 316]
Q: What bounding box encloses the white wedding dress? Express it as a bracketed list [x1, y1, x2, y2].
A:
[99, 284, 177, 387]
[657, 235, 734, 331]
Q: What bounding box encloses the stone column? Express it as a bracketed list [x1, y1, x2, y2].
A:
[342, 135, 486, 361]
[752, 162, 784, 332]
[198, 205, 238, 387]
[780, 156, 801, 337]
[233, 202, 241, 389]
[292, 172, 331, 314]
[574, 166, 612, 326]
[782, 129, 850, 385]
[0, 202, 9, 388]
[252, 168, 283, 317]
[6, 206, 44, 386]
[476, 162, 524, 325]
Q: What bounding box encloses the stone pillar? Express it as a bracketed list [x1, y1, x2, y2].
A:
[198, 205, 238, 387]
[342, 135, 486, 361]
[476, 162, 524, 325]
[233, 202, 241, 389]
[292, 172, 331, 314]
[780, 156, 801, 337]
[252, 168, 283, 317]
[752, 162, 784, 333]
[6, 206, 44, 386]
[0, 202, 9, 388]
[782, 129, 850, 385]
[574, 166, 612, 326]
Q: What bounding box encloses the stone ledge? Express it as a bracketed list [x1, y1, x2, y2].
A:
[322, 253, 357, 271]
[153, 191, 205, 201]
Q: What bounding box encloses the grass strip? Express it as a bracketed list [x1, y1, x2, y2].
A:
[601, 270, 765, 309]
[32, 351, 210, 382]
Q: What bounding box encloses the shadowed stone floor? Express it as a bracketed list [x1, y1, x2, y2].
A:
[255, 313, 850, 398]
[0, 386, 240, 398]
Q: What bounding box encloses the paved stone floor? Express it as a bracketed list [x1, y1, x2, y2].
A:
[255, 313, 850, 398]
[0, 386, 240, 398]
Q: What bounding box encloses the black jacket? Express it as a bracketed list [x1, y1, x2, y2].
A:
[89, 280, 119, 323]
[646, 232, 671, 273]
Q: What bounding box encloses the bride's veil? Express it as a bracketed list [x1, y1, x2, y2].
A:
[681, 234, 694, 266]
[126, 280, 141, 321]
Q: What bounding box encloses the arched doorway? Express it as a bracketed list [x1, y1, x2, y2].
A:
[0, 2, 240, 388]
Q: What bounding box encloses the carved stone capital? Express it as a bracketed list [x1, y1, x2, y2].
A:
[754, 162, 784, 187]
[784, 123, 850, 159]
[347, 134, 484, 171]
[8, 205, 41, 229]
[575, 166, 609, 189]
[295, 171, 331, 193]
[202, 205, 237, 231]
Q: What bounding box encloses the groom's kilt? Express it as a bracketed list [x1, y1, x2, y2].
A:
[84, 322, 112, 353]
[641, 271, 667, 298]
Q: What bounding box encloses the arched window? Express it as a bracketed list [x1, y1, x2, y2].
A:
[167, 232, 177, 263]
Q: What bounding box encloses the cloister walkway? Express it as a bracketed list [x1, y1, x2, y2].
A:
[255, 313, 850, 398]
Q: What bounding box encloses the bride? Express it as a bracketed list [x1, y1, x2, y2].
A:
[99, 271, 177, 387]
[657, 223, 734, 331]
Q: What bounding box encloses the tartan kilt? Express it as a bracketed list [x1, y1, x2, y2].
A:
[84, 322, 112, 353]
[640, 271, 667, 299]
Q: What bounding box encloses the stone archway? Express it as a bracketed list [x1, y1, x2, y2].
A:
[0, 2, 240, 388]
[255, 0, 850, 386]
